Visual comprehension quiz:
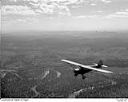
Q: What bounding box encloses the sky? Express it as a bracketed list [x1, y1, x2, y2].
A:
[1, 0, 128, 32]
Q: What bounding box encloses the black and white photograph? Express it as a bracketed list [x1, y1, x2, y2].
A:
[1, 0, 128, 100]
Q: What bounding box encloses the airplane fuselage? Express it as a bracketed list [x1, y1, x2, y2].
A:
[73, 65, 101, 79]
[74, 68, 92, 75]
[73, 66, 92, 79]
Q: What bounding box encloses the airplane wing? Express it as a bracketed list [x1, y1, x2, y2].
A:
[61, 59, 113, 74]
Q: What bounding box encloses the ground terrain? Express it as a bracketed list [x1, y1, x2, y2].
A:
[1, 31, 128, 98]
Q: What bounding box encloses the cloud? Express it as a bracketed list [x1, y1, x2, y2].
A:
[75, 15, 86, 19]
[106, 9, 128, 18]
[97, 10, 103, 13]
[90, 3, 96, 6]
[9, 0, 17, 2]
[1, 0, 86, 16]
[16, 17, 39, 23]
[1, 0, 115, 16]
[2, 5, 36, 15]
[74, 15, 100, 19]
[37, 2, 71, 15]
[28, 0, 85, 16]
[101, 0, 112, 3]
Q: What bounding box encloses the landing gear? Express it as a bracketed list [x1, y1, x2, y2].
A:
[82, 75, 86, 79]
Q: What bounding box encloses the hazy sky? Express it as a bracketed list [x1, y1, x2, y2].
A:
[1, 0, 128, 32]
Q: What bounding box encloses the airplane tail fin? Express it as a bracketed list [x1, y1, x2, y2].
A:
[96, 60, 108, 68]
[97, 60, 103, 68]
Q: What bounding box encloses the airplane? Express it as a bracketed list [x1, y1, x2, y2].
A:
[61, 59, 113, 79]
